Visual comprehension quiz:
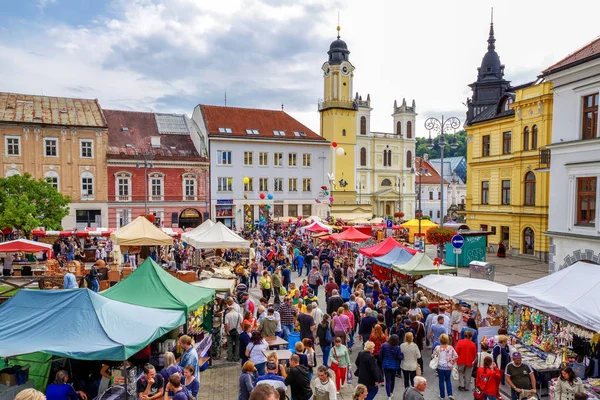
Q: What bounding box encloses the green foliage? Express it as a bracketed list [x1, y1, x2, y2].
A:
[0, 173, 71, 235]
[416, 130, 467, 159]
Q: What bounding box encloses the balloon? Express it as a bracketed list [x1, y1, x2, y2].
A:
[266, 204, 271, 210]
[243, 194, 248, 199]
[247, 212, 251, 216]
[243, 177, 250, 184]
[267, 193, 273, 200]
[259, 193, 266, 199]
[332, 142, 337, 148]
[288, 218, 293, 223]
[336, 147, 345, 156]
[329, 196, 334, 202]
[227, 178, 232, 184]
[297, 216, 302, 221]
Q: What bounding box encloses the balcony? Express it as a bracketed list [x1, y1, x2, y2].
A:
[115, 195, 131, 202]
[149, 195, 163, 201]
[318, 99, 358, 111]
[184, 195, 197, 201]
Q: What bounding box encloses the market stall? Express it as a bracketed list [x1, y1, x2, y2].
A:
[110, 216, 174, 247]
[301, 220, 333, 233]
[372, 247, 414, 280]
[400, 219, 439, 244]
[181, 219, 215, 244]
[187, 222, 250, 249]
[507, 262, 600, 395]
[392, 252, 457, 277]
[191, 277, 235, 296]
[359, 237, 418, 258]
[330, 226, 372, 242]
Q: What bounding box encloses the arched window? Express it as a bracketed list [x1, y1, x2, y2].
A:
[407, 121, 412, 138]
[381, 179, 392, 187]
[45, 170, 60, 191]
[406, 150, 412, 168]
[524, 172, 536, 206]
[360, 116, 367, 135]
[342, 129, 346, 136]
[81, 171, 94, 200]
[531, 125, 538, 149]
[360, 147, 367, 166]
[5, 169, 20, 177]
[523, 126, 530, 151]
[396, 121, 402, 136]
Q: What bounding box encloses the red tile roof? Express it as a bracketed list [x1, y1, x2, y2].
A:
[104, 109, 204, 161]
[542, 36, 600, 75]
[0, 92, 106, 128]
[200, 105, 326, 142]
[415, 157, 449, 184]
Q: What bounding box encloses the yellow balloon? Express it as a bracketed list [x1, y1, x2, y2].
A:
[244, 194, 248, 199]
[243, 177, 250, 184]
[227, 178, 232, 185]
[247, 212, 251, 216]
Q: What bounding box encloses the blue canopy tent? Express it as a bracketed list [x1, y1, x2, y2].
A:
[0, 289, 186, 360]
[372, 247, 415, 280]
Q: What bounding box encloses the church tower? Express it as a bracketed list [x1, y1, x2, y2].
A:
[319, 26, 357, 205]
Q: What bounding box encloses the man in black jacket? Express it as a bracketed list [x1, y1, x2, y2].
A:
[326, 289, 344, 316]
[355, 341, 383, 398]
[285, 354, 312, 400]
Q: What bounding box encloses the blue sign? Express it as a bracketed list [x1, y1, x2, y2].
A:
[451, 235, 465, 249]
[386, 219, 393, 229]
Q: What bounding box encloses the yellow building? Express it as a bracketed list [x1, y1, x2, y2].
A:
[0, 92, 109, 230]
[464, 22, 552, 259]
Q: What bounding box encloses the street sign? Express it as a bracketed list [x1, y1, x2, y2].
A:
[454, 248, 462, 254]
[451, 234, 465, 249]
[386, 219, 393, 229]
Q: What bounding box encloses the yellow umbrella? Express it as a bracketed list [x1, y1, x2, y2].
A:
[400, 219, 439, 243]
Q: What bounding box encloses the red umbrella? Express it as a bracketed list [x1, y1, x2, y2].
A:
[330, 226, 372, 242]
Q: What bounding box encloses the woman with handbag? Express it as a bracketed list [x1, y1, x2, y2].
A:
[316, 314, 333, 367]
[432, 334, 458, 400]
[328, 336, 351, 393]
[332, 306, 351, 344]
[475, 356, 501, 400]
[400, 332, 421, 388]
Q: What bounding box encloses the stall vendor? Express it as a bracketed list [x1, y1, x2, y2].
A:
[46, 370, 88, 400]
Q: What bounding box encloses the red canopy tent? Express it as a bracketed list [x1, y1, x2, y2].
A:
[359, 237, 417, 258]
[307, 224, 330, 233]
[331, 227, 372, 242]
[0, 239, 53, 258]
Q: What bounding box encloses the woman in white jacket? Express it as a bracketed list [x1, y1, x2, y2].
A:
[400, 332, 422, 388]
[554, 366, 585, 400]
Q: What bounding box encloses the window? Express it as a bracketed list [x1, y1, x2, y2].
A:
[383, 149, 390, 167]
[429, 210, 433, 217]
[437, 210, 440, 218]
[501, 226, 510, 241]
[44, 138, 58, 157]
[116, 175, 131, 201]
[523, 127, 530, 151]
[524, 172, 536, 206]
[274, 152, 283, 166]
[6, 136, 21, 156]
[302, 204, 312, 217]
[342, 129, 346, 136]
[80, 139, 93, 158]
[482, 135, 490, 157]
[217, 150, 232, 165]
[45, 171, 59, 191]
[293, 131, 307, 137]
[491, 226, 497, 235]
[576, 177, 596, 226]
[184, 177, 196, 200]
[288, 153, 297, 167]
[360, 147, 367, 166]
[288, 178, 297, 192]
[273, 130, 286, 136]
[381, 179, 392, 187]
[531, 125, 538, 150]
[244, 177, 254, 191]
[245, 129, 259, 135]
[81, 172, 94, 200]
[387, 150, 392, 167]
[582, 94, 599, 140]
[396, 121, 401, 136]
[243, 151, 253, 166]
[274, 178, 283, 192]
[481, 181, 489, 204]
[150, 176, 163, 201]
[116, 209, 131, 228]
[503, 97, 514, 111]
[217, 177, 232, 192]
[218, 127, 233, 133]
[429, 192, 434, 200]
[259, 178, 268, 192]
[501, 180, 511, 205]
[288, 204, 298, 217]
[360, 116, 367, 135]
[407, 121, 412, 139]
[302, 153, 311, 167]
[438, 191, 441, 200]
[259, 152, 268, 166]
[480, 224, 488, 231]
[273, 204, 283, 217]
[406, 151, 412, 168]
[502, 131, 512, 154]
[5, 170, 20, 177]
[302, 178, 311, 192]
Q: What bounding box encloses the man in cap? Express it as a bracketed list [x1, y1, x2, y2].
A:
[505, 351, 536, 400]
[254, 361, 286, 391]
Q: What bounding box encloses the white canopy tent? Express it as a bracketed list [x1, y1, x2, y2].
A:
[191, 278, 235, 294]
[181, 219, 215, 244]
[508, 261, 600, 332]
[416, 275, 508, 305]
[187, 222, 250, 249]
[300, 220, 333, 233]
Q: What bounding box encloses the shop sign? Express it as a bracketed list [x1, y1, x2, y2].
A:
[217, 199, 233, 205]
[180, 208, 201, 219]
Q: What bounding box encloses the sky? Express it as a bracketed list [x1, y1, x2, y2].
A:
[1, 0, 600, 137]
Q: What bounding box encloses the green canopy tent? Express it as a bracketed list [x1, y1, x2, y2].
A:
[102, 258, 215, 314]
[392, 252, 458, 276]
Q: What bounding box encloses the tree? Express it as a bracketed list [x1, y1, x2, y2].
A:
[0, 173, 71, 235]
[415, 130, 467, 159]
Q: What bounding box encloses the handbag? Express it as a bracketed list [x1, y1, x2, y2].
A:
[451, 365, 459, 380]
[325, 327, 333, 344]
[416, 364, 422, 376]
[473, 388, 484, 400]
[346, 366, 353, 383]
[429, 353, 439, 370]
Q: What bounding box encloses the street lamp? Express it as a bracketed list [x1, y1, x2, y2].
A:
[136, 150, 154, 215]
[424, 115, 460, 225]
[411, 157, 428, 251]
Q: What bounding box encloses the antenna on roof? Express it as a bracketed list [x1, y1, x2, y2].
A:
[281, 103, 284, 111]
[224, 85, 227, 107]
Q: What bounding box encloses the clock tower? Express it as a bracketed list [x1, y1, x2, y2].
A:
[319, 26, 357, 206]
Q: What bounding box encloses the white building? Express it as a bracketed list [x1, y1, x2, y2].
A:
[192, 105, 331, 229]
[543, 37, 600, 272]
[415, 156, 449, 224]
[429, 156, 467, 219]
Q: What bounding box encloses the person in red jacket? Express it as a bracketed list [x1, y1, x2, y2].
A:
[455, 330, 477, 391]
[475, 356, 501, 400]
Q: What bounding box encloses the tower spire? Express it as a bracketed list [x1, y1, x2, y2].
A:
[488, 7, 495, 51]
[337, 12, 341, 39]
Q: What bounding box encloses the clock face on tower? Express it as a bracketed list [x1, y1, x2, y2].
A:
[323, 65, 330, 77]
[342, 66, 349, 75]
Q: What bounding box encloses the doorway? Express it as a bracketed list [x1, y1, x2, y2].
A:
[523, 227, 534, 255]
[179, 208, 203, 230]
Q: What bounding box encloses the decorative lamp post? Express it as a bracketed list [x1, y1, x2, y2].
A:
[411, 156, 428, 251]
[424, 115, 460, 226]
